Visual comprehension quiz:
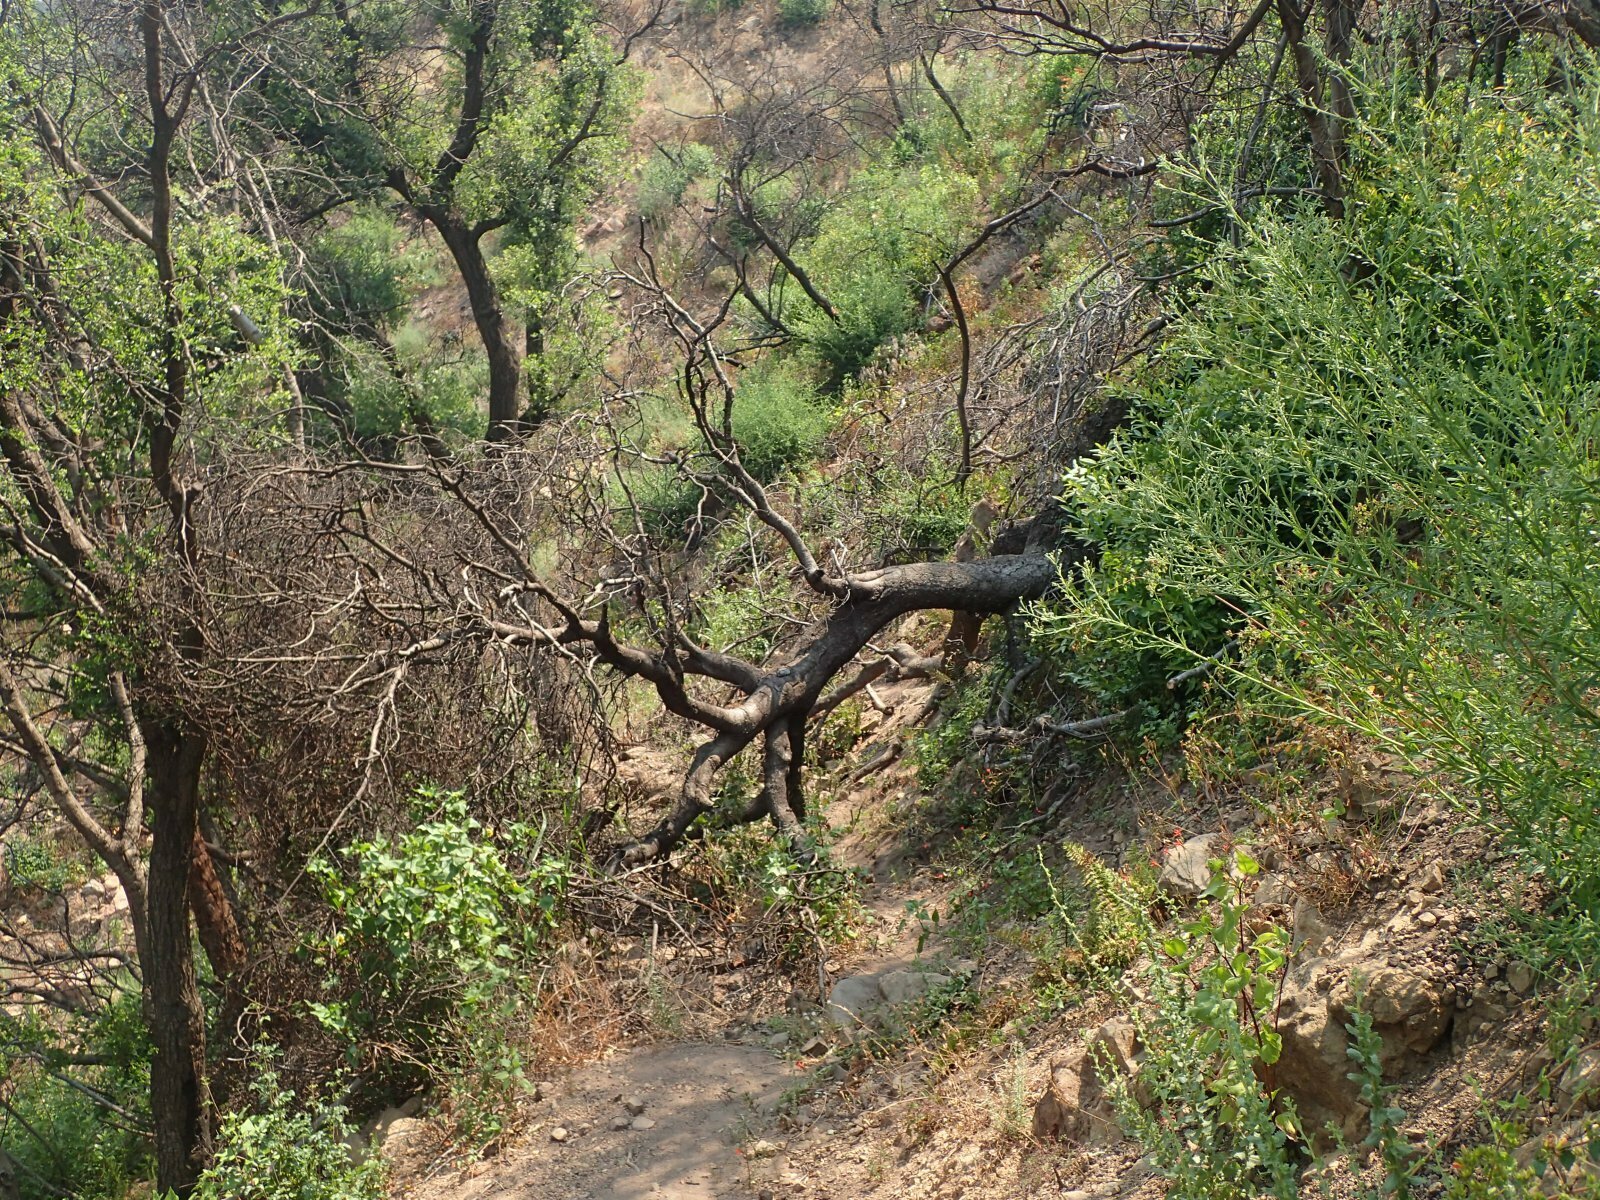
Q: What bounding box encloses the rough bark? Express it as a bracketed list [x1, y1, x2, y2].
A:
[614, 549, 1065, 864]
[429, 211, 525, 441]
[144, 726, 212, 1195]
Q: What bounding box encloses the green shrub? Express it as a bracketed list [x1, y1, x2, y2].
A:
[1, 988, 153, 1200]
[727, 360, 829, 481]
[1106, 849, 1299, 1200]
[193, 1065, 385, 1200]
[638, 143, 717, 219]
[627, 360, 827, 541]
[779, 0, 827, 26]
[1036, 64, 1600, 909]
[874, 471, 981, 559]
[2, 834, 76, 894]
[793, 161, 980, 383]
[796, 268, 914, 384]
[307, 787, 566, 1065]
[630, 463, 709, 540]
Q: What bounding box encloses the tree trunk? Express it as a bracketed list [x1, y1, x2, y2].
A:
[429, 210, 524, 441]
[145, 725, 212, 1196]
[1278, 0, 1347, 219]
[188, 824, 246, 982]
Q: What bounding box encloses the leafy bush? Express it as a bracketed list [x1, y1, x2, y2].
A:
[794, 161, 980, 383]
[630, 464, 709, 541]
[1036, 66, 1600, 909]
[779, 0, 828, 26]
[1, 988, 153, 1200]
[2, 834, 77, 894]
[627, 360, 827, 540]
[193, 1065, 385, 1200]
[308, 787, 566, 1066]
[795, 268, 914, 384]
[1106, 849, 1299, 1200]
[307, 207, 424, 328]
[638, 143, 717, 220]
[727, 360, 829, 481]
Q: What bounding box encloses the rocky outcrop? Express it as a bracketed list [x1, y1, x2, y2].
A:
[824, 966, 964, 1030]
[1158, 833, 1224, 899]
[1032, 1019, 1139, 1144]
[1274, 954, 1457, 1139]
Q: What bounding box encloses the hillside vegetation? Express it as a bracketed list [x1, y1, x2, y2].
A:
[3, 0, 1600, 1197]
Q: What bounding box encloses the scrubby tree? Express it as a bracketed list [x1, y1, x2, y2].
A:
[257, 0, 644, 438]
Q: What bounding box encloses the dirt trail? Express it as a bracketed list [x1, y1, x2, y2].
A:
[408, 683, 951, 1200]
[410, 1042, 794, 1200]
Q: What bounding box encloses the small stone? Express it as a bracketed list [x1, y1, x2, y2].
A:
[747, 1139, 779, 1159]
[1159, 833, 1223, 899]
[826, 975, 885, 1027]
[549, 1127, 569, 1143]
[630, 1116, 656, 1131]
[623, 1096, 647, 1116]
[1562, 1048, 1600, 1109]
[610, 1115, 632, 1131]
[766, 1031, 791, 1050]
[1506, 962, 1535, 994]
[1417, 911, 1438, 928]
[1419, 862, 1446, 893]
[879, 970, 952, 1007]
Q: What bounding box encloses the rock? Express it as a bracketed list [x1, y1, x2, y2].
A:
[1419, 862, 1446, 893]
[1276, 965, 1365, 1138]
[623, 1095, 647, 1116]
[1350, 965, 1455, 1057]
[1417, 911, 1438, 928]
[1032, 1020, 1137, 1144]
[1292, 898, 1333, 955]
[1159, 833, 1223, 899]
[825, 974, 885, 1027]
[1560, 1047, 1600, 1110]
[549, 1127, 569, 1143]
[1253, 873, 1298, 909]
[610, 1115, 632, 1131]
[381, 1116, 424, 1146]
[1088, 1018, 1140, 1078]
[1506, 962, 1535, 995]
[746, 1139, 779, 1159]
[766, 1031, 791, 1050]
[1516, 1120, 1600, 1196]
[348, 1095, 426, 1166]
[879, 970, 951, 1007]
[630, 1116, 656, 1131]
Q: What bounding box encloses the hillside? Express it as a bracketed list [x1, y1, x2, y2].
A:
[4, 0, 1600, 1197]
